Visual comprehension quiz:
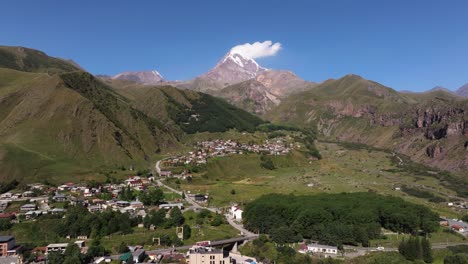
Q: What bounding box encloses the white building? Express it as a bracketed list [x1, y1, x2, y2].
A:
[299, 243, 338, 256]
[229, 205, 243, 221]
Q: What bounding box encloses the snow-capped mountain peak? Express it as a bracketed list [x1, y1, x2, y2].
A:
[112, 70, 165, 84]
[220, 50, 264, 71]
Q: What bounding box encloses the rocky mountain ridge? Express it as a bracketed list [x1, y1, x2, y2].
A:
[266, 75, 468, 172]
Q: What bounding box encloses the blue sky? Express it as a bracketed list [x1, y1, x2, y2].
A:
[1, 0, 467, 91]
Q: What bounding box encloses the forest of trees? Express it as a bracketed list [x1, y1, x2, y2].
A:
[398, 236, 433, 263]
[244, 193, 439, 247]
[54, 205, 189, 241]
[170, 92, 265, 134]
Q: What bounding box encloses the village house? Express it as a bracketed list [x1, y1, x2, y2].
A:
[194, 194, 207, 202]
[159, 203, 183, 210]
[46, 240, 85, 255]
[0, 193, 12, 199]
[25, 210, 43, 219]
[159, 171, 172, 177]
[452, 224, 465, 232]
[53, 194, 67, 202]
[49, 208, 66, 215]
[130, 201, 144, 209]
[0, 236, 21, 256]
[46, 243, 69, 254]
[58, 185, 71, 191]
[116, 201, 130, 208]
[22, 191, 34, 197]
[20, 203, 36, 212]
[88, 205, 102, 213]
[127, 179, 143, 188]
[299, 243, 338, 256]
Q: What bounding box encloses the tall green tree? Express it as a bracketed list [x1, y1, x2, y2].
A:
[47, 251, 65, 264]
[169, 207, 184, 227]
[421, 237, 433, 263]
[86, 238, 107, 258]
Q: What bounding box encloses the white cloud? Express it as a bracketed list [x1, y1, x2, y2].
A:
[230, 40, 282, 59]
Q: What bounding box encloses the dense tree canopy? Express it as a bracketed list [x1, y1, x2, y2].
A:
[244, 193, 439, 246]
[55, 206, 136, 238]
[139, 188, 164, 205]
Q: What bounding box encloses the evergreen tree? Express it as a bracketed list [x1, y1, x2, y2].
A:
[47, 251, 65, 264]
[421, 237, 433, 263]
[444, 254, 468, 264]
[183, 224, 191, 240]
[169, 207, 184, 227]
[63, 243, 84, 264]
[117, 242, 130, 253]
[86, 238, 107, 258]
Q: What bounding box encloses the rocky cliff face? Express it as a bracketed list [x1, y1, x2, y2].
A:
[213, 70, 315, 115]
[267, 74, 468, 172]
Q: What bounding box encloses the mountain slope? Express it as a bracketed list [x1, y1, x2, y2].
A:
[111, 84, 265, 134]
[0, 46, 80, 73]
[0, 69, 183, 182]
[457, 83, 468, 97]
[214, 70, 316, 115]
[0, 46, 266, 183]
[267, 74, 468, 172]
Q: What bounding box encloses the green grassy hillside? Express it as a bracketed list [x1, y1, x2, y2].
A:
[0, 46, 266, 183]
[0, 69, 181, 182]
[110, 84, 265, 134]
[0, 46, 80, 73]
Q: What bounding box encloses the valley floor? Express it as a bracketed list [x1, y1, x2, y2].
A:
[164, 141, 466, 218]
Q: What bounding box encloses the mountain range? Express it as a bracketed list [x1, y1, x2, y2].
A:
[104, 49, 317, 114]
[104, 48, 468, 115]
[0, 45, 466, 181]
[267, 74, 468, 172]
[0, 46, 263, 182]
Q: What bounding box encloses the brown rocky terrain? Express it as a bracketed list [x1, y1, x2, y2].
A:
[266, 74, 468, 173]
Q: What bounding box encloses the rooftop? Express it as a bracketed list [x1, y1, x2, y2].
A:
[0, 236, 14, 243]
[308, 243, 338, 250]
[47, 243, 69, 248]
[189, 246, 224, 255]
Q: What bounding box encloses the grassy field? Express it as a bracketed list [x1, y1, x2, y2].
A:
[370, 229, 466, 248]
[166, 141, 465, 218]
[0, 218, 64, 246]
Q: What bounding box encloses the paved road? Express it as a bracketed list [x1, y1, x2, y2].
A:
[346, 242, 468, 252]
[225, 213, 257, 237]
[155, 159, 163, 175]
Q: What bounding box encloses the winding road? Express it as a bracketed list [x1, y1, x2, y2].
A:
[155, 159, 258, 238]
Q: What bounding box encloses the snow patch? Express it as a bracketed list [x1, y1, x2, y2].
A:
[152, 70, 163, 79]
